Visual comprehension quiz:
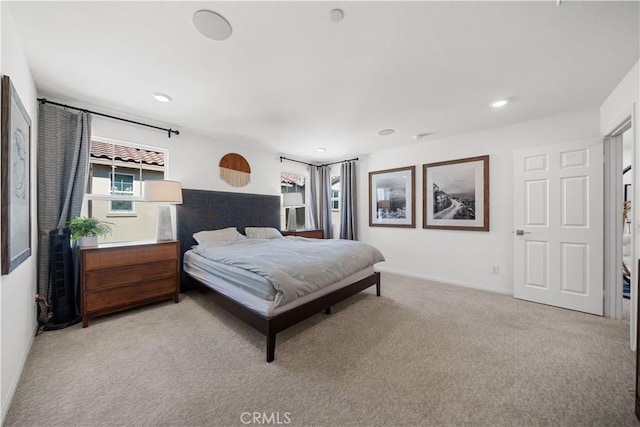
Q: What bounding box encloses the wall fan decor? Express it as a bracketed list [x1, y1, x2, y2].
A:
[219, 153, 251, 187]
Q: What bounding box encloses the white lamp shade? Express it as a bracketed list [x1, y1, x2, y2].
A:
[144, 180, 183, 204]
[282, 192, 303, 207]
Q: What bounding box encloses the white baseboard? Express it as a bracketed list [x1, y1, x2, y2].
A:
[376, 266, 512, 295]
[1, 322, 37, 425]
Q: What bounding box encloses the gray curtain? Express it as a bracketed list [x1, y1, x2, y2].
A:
[339, 161, 357, 240]
[37, 103, 91, 321]
[307, 165, 318, 230]
[318, 165, 333, 239]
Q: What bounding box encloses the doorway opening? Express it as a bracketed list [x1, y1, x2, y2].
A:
[622, 129, 633, 321]
[604, 114, 634, 342]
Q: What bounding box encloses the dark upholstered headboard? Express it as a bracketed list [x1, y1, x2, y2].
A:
[176, 189, 281, 289]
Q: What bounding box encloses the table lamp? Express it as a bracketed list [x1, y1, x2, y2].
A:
[144, 180, 183, 240]
[282, 192, 304, 232]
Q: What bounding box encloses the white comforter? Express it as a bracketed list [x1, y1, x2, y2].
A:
[193, 237, 385, 307]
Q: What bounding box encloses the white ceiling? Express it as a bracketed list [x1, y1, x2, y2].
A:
[6, 1, 639, 162]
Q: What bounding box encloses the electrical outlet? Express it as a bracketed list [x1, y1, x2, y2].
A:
[491, 266, 500, 275]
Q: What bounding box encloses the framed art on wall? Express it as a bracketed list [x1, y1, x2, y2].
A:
[423, 155, 489, 231]
[369, 166, 415, 228]
[625, 183, 631, 202]
[1, 75, 32, 274]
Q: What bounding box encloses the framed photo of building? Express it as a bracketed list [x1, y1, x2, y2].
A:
[423, 155, 489, 231]
[369, 166, 415, 228]
[1, 75, 32, 274]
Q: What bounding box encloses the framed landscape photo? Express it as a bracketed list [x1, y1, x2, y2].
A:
[423, 155, 489, 231]
[1, 75, 32, 274]
[369, 166, 415, 228]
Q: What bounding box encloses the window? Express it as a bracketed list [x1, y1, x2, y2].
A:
[331, 176, 340, 224]
[281, 172, 307, 230]
[85, 138, 166, 243]
[109, 172, 134, 213]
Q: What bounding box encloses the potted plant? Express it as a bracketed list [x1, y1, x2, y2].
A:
[67, 217, 112, 247]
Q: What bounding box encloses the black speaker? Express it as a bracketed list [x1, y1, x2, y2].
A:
[44, 228, 80, 329]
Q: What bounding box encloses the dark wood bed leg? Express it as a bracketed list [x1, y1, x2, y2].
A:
[267, 332, 276, 363]
[376, 271, 381, 296]
[325, 307, 331, 315]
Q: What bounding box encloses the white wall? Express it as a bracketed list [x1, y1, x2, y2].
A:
[359, 109, 600, 294]
[601, 61, 639, 136]
[0, 4, 39, 423]
[91, 118, 281, 196]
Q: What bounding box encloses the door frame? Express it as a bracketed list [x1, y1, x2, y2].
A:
[604, 131, 626, 320]
[603, 106, 636, 345]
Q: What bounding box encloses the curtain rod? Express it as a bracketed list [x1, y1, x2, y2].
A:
[279, 156, 358, 168]
[37, 98, 180, 138]
[320, 157, 358, 167]
[280, 156, 314, 167]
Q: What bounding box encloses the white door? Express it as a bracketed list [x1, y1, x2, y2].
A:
[513, 139, 603, 315]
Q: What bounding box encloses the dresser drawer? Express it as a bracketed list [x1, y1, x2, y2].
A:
[84, 261, 177, 291]
[80, 241, 179, 327]
[84, 277, 177, 313]
[83, 243, 177, 271]
[296, 229, 323, 239]
[282, 229, 324, 239]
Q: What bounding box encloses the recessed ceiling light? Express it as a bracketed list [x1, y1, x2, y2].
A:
[413, 132, 431, 140]
[491, 99, 509, 108]
[329, 9, 344, 22]
[378, 129, 395, 136]
[193, 10, 232, 41]
[152, 93, 172, 103]
[316, 147, 326, 152]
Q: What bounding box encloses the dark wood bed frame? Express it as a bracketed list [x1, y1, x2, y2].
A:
[176, 189, 381, 362]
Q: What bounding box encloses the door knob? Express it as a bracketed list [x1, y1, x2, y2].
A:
[514, 230, 531, 236]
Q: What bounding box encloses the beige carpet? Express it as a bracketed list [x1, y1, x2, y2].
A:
[5, 273, 639, 426]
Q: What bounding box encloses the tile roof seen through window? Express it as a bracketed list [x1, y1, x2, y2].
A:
[90, 140, 164, 166]
[281, 172, 305, 187]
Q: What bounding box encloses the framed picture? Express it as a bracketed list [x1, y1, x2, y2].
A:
[423, 155, 489, 231]
[625, 183, 631, 202]
[1, 75, 32, 274]
[369, 166, 415, 227]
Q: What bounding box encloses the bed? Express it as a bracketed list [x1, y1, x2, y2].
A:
[177, 189, 384, 362]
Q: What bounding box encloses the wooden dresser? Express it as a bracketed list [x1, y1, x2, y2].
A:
[80, 240, 179, 327]
[281, 229, 324, 239]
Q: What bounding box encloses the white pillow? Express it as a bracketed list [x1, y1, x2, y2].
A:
[244, 227, 283, 239]
[193, 227, 245, 244]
